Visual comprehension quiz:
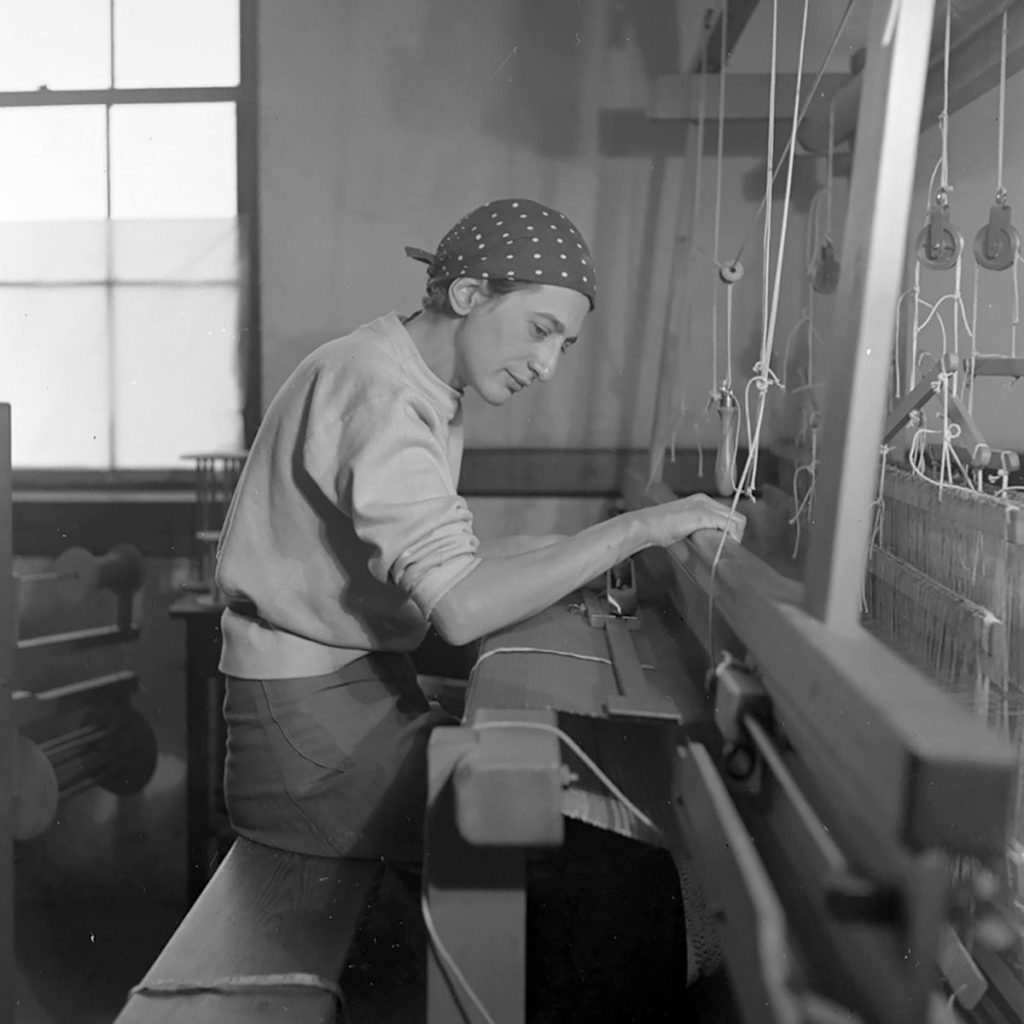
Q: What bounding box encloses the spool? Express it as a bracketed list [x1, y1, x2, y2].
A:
[17, 544, 145, 603]
[13, 734, 59, 841]
[14, 705, 159, 839]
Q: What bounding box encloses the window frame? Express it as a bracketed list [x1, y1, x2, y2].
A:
[7, 0, 259, 495]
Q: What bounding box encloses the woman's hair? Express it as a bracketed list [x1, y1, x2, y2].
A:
[422, 276, 538, 317]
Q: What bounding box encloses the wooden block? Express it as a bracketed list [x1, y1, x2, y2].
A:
[456, 709, 564, 847]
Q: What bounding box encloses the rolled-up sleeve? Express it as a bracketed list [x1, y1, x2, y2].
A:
[305, 395, 480, 619]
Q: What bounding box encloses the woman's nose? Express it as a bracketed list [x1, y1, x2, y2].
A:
[529, 340, 561, 382]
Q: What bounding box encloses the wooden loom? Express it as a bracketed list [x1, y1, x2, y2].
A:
[422, 2, 1021, 1023]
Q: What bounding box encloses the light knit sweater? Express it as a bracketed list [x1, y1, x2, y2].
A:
[215, 312, 481, 679]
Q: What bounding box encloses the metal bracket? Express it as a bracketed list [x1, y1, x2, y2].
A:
[583, 559, 640, 628]
[585, 559, 681, 722]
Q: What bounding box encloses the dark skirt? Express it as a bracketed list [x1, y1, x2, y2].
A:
[222, 652, 455, 862]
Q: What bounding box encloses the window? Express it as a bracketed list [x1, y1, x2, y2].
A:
[0, 0, 251, 470]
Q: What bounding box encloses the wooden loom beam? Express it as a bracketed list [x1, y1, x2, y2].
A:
[803, 0, 938, 630]
[799, 0, 1022, 152]
[626, 474, 1015, 860]
[648, 72, 848, 123]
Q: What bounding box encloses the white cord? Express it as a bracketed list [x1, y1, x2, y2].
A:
[998, 8, 1008, 198]
[471, 645, 655, 674]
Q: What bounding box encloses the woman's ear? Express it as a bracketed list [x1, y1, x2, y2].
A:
[448, 277, 488, 316]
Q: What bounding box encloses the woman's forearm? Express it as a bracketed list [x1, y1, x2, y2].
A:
[431, 494, 744, 647]
[431, 513, 647, 646]
[477, 534, 566, 558]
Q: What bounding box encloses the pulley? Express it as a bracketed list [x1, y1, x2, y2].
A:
[916, 194, 963, 271]
[812, 239, 840, 294]
[719, 260, 744, 284]
[973, 194, 1020, 271]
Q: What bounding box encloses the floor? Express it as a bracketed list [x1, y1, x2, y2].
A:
[16, 884, 184, 1024]
[14, 865, 739, 1024]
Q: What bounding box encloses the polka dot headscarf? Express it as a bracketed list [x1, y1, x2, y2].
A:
[405, 198, 597, 309]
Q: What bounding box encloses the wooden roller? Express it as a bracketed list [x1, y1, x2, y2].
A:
[12, 734, 59, 841]
[14, 706, 158, 838]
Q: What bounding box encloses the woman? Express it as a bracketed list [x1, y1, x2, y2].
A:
[215, 197, 743, 1018]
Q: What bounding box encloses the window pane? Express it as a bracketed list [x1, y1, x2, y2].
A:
[0, 0, 111, 91]
[114, 0, 239, 88]
[0, 222, 108, 283]
[112, 286, 242, 467]
[112, 218, 238, 282]
[0, 108, 108, 222]
[109, 104, 237, 220]
[0, 287, 110, 467]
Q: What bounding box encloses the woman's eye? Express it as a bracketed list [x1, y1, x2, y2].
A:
[561, 338, 576, 353]
[529, 322, 549, 339]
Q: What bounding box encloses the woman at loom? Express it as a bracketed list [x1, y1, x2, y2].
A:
[214, 197, 744, 1020]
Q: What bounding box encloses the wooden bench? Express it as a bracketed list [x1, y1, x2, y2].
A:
[115, 837, 383, 1024]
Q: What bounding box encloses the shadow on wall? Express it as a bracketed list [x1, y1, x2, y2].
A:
[385, 0, 587, 159]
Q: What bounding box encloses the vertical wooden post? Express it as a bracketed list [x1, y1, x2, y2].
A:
[0, 405, 14, 1024]
[803, 0, 938, 629]
[425, 728, 529, 1024]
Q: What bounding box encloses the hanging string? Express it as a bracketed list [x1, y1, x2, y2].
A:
[940, 0, 951, 197]
[998, 8, 1008, 199]
[968, 262, 980, 412]
[704, 0, 810, 656]
[826, 101, 835, 243]
[711, 0, 728, 393]
[739, 0, 809, 495]
[729, 0, 858, 270]
[668, 28, 711, 461]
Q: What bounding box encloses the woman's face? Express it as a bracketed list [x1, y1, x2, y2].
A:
[452, 283, 590, 406]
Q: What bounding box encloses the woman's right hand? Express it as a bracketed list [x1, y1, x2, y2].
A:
[639, 494, 746, 549]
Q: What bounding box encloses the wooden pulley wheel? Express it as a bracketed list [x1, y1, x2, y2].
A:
[83, 704, 158, 796]
[13, 734, 60, 840]
[973, 204, 1020, 271]
[916, 221, 963, 271]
